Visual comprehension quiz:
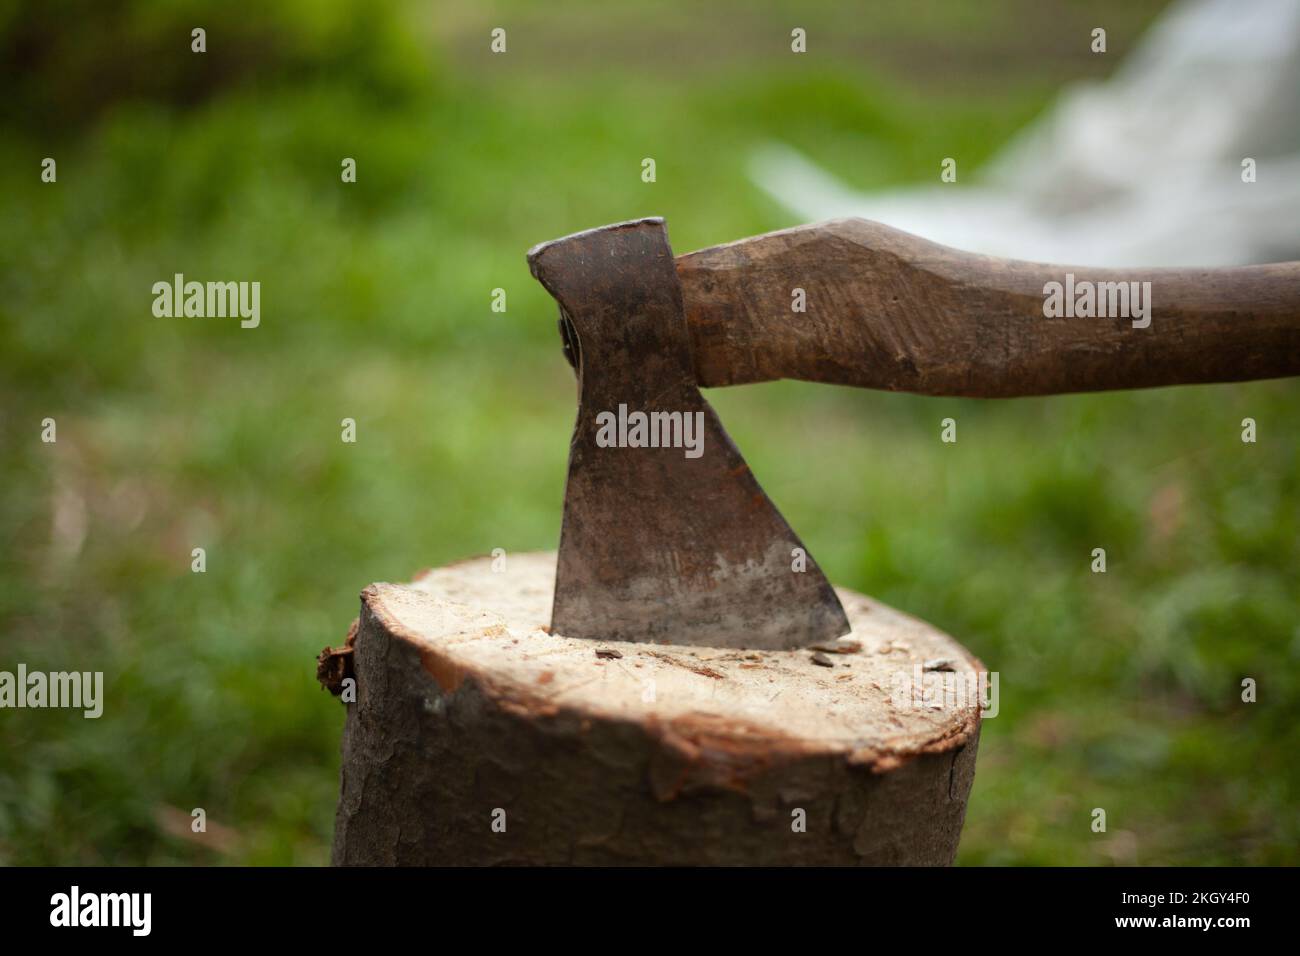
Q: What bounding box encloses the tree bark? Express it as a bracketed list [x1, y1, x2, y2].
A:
[327, 552, 983, 865]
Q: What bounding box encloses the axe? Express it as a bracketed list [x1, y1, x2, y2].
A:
[527, 217, 1300, 651]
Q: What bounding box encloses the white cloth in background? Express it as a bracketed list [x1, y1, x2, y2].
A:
[748, 0, 1300, 267]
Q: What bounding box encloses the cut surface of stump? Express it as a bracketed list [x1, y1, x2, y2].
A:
[330, 551, 984, 865]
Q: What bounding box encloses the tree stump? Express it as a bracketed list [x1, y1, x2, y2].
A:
[326, 552, 984, 865]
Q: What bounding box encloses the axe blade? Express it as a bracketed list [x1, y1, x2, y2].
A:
[528, 218, 850, 650]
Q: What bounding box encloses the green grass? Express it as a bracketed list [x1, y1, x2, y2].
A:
[2, 0, 1296, 866]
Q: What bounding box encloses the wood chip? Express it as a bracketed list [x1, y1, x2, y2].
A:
[645, 651, 725, 679]
[809, 638, 863, 655]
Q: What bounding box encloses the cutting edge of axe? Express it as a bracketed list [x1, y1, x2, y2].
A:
[529, 216, 1300, 650]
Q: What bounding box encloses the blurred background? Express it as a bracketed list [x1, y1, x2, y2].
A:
[1, 0, 1297, 865]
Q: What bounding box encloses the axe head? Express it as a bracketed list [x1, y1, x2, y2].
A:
[528, 217, 850, 650]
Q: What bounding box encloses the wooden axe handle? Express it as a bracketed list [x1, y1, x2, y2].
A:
[677, 218, 1300, 397]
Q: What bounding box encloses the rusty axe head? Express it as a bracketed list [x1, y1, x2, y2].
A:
[528, 217, 849, 650]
